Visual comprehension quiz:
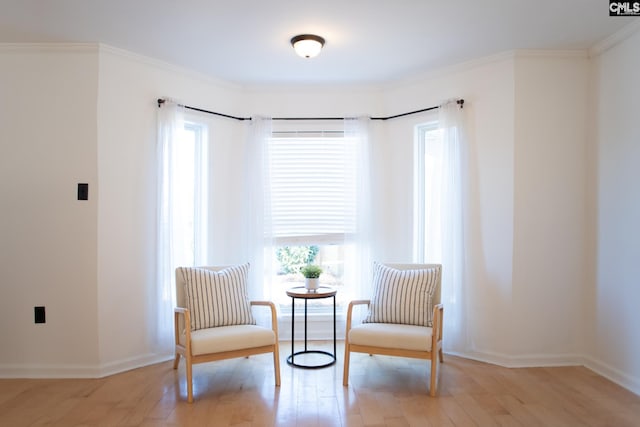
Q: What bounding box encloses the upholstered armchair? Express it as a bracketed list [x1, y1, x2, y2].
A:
[173, 264, 281, 403]
[343, 263, 443, 396]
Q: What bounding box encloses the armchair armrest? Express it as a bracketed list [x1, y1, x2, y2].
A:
[431, 303, 444, 349]
[250, 300, 279, 339]
[345, 299, 370, 335]
[174, 306, 192, 351]
[174, 306, 190, 328]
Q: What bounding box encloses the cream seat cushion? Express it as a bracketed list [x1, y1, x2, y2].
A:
[180, 325, 276, 356]
[348, 323, 433, 352]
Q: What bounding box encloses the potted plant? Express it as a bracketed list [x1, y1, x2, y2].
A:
[300, 264, 322, 290]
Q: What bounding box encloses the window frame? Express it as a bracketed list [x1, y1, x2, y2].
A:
[174, 119, 209, 266]
[414, 120, 441, 263]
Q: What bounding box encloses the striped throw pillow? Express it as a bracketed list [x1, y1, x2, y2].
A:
[179, 264, 256, 331]
[363, 262, 439, 327]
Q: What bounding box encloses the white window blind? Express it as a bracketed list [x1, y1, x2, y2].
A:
[268, 136, 356, 245]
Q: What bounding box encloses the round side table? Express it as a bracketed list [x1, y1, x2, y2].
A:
[286, 286, 337, 369]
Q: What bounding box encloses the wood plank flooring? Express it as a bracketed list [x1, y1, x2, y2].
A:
[1, 341, 639, 426]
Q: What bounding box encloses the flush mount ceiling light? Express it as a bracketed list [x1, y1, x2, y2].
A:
[290, 34, 325, 58]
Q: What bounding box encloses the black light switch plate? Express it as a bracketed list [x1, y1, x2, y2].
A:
[34, 306, 46, 323]
[77, 183, 88, 200]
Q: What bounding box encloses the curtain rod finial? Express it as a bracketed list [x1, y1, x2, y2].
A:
[457, 99, 464, 108]
[157, 98, 165, 108]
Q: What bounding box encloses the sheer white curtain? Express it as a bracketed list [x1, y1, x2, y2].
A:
[244, 116, 273, 301]
[155, 100, 185, 354]
[155, 101, 209, 354]
[344, 117, 373, 302]
[431, 100, 468, 354]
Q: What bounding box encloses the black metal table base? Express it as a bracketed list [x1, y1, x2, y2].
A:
[287, 288, 337, 369]
[286, 350, 336, 369]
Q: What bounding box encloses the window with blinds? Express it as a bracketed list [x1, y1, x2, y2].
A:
[267, 134, 356, 309]
[268, 136, 357, 245]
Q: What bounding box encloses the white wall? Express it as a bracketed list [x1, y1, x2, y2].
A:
[0, 45, 100, 375]
[511, 52, 589, 363]
[244, 85, 384, 118]
[588, 25, 640, 395]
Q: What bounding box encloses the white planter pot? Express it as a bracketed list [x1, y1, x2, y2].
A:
[305, 278, 319, 290]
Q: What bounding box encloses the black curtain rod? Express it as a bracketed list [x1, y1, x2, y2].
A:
[157, 98, 464, 121]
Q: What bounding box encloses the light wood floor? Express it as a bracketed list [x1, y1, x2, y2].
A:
[1, 341, 639, 426]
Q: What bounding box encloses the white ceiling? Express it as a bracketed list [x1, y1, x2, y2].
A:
[0, 0, 634, 85]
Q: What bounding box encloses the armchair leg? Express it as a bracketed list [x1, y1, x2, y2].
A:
[342, 344, 351, 386]
[439, 348, 444, 363]
[273, 345, 281, 386]
[186, 360, 194, 403]
[429, 356, 438, 397]
[173, 353, 180, 369]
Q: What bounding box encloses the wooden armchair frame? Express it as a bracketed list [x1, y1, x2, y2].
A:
[342, 263, 444, 396]
[173, 267, 281, 403]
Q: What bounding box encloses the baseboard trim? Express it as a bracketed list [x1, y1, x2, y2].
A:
[0, 353, 173, 379]
[0, 363, 102, 379]
[445, 349, 639, 397]
[97, 353, 174, 378]
[448, 349, 584, 368]
[583, 356, 640, 397]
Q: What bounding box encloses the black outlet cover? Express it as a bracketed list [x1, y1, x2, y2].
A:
[78, 183, 88, 200]
[34, 306, 46, 323]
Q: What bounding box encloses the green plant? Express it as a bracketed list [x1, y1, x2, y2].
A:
[300, 264, 322, 279]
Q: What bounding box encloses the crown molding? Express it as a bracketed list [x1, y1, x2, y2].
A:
[590, 20, 640, 57]
[0, 42, 98, 54]
[383, 48, 590, 92]
[382, 50, 517, 92]
[96, 44, 242, 91]
[512, 49, 588, 59]
[0, 42, 242, 91]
